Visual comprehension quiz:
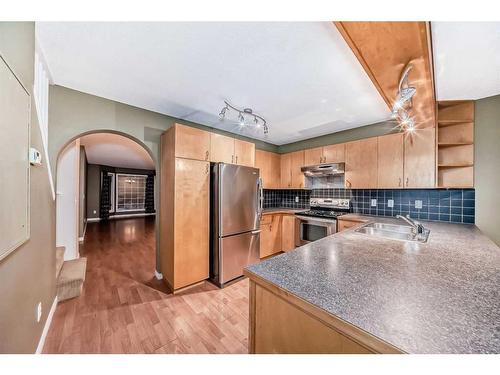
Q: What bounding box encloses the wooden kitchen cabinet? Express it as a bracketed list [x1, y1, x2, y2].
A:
[173, 158, 210, 289]
[345, 138, 378, 188]
[161, 125, 210, 292]
[174, 123, 210, 161]
[304, 144, 345, 166]
[210, 133, 234, 164]
[260, 214, 282, 258]
[304, 147, 323, 166]
[280, 153, 292, 188]
[290, 150, 305, 188]
[404, 128, 436, 188]
[323, 143, 345, 163]
[234, 139, 255, 167]
[255, 149, 281, 189]
[337, 217, 365, 232]
[377, 133, 404, 188]
[281, 215, 296, 252]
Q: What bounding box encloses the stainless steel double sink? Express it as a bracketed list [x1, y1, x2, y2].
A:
[354, 222, 430, 243]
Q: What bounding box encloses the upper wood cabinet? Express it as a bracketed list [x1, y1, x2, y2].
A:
[255, 150, 281, 189]
[404, 128, 436, 188]
[304, 147, 323, 166]
[280, 153, 292, 188]
[304, 144, 345, 166]
[290, 151, 305, 189]
[377, 133, 404, 188]
[323, 143, 345, 163]
[345, 138, 378, 188]
[234, 139, 255, 167]
[210, 133, 255, 166]
[210, 133, 234, 164]
[174, 123, 210, 161]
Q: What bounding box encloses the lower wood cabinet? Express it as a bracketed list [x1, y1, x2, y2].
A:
[337, 217, 365, 232]
[281, 215, 296, 252]
[260, 214, 282, 258]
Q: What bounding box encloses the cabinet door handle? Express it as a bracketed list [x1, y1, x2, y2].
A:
[206, 164, 209, 174]
[232, 155, 234, 163]
[235, 155, 238, 164]
[399, 177, 402, 187]
[205, 150, 209, 161]
[346, 179, 351, 188]
[406, 177, 409, 187]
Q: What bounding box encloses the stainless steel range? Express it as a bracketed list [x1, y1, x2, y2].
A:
[295, 198, 351, 246]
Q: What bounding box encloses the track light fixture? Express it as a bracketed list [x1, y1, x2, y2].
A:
[218, 100, 268, 134]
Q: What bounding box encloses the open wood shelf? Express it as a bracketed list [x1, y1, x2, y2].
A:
[437, 100, 474, 188]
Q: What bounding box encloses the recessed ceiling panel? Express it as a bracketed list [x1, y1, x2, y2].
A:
[432, 22, 500, 100]
[36, 22, 390, 144]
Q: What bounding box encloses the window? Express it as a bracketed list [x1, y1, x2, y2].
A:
[116, 174, 147, 212]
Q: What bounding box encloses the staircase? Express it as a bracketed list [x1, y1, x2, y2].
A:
[56, 246, 87, 302]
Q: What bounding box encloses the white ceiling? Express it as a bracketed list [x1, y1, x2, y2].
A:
[36, 22, 391, 145]
[432, 22, 500, 100]
[79, 133, 154, 170]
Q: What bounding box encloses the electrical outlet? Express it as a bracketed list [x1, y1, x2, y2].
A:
[387, 199, 394, 208]
[36, 302, 42, 323]
[371, 199, 377, 207]
[93, 210, 97, 215]
[295, 196, 299, 203]
[415, 200, 423, 209]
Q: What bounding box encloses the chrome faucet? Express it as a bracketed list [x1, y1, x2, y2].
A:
[396, 214, 425, 237]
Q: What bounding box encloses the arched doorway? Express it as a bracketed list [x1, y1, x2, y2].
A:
[55, 130, 164, 293]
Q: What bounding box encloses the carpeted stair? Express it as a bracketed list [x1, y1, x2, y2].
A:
[55, 246, 87, 302]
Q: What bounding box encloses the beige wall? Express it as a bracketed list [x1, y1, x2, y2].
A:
[475, 95, 500, 246]
[0, 22, 56, 353]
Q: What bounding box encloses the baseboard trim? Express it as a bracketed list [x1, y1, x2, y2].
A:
[35, 295, 58, 354]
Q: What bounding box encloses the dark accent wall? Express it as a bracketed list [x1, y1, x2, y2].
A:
[264, 188, 475, 225]
[0, 22, 56, 353]
[475, 95, 500, 245]
[87, 164, 156, 219]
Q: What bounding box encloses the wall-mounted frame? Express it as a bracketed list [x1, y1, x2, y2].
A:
[0, 54, 31, 261]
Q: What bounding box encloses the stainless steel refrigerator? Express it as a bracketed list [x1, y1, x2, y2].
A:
[210, 163, 263, 287]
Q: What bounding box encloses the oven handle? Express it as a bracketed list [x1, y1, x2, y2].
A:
[295, 215, 338, 225]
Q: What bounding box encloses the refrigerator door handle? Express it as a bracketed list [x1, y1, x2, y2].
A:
[257, 177, 263, 220]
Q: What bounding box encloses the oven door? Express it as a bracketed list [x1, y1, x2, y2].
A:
[295, 216, 337, 246]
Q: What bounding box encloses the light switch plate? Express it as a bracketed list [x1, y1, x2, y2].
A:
[387, 199, 394, 208]
[295, 196, 299, 203]
[371, 199, 377, 207]
[415, 200, 423, 209]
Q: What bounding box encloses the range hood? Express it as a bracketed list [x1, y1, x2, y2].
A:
[301, 163, 345, 177]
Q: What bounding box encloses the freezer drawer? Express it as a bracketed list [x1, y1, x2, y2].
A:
[214, 230, 260, 286]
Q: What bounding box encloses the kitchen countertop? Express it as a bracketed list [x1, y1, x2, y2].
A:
[262, 208, 303, 215]
[245, 215, 500, 353]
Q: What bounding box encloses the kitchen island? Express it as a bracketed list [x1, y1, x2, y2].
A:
[244, 216, 500, 354]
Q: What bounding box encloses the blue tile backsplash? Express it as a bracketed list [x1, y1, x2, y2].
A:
[264, 188, 475, 224]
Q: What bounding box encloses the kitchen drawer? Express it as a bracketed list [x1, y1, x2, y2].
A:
[260, 215, 273, 225]
[337, 219, 363, 232]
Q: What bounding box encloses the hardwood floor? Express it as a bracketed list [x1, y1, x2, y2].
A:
[43, 217, 249, 354]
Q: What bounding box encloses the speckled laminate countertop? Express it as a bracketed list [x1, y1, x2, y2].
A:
[246, 216, 500, 353]
[262, 208, 302, 215]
